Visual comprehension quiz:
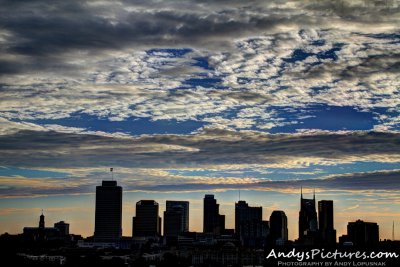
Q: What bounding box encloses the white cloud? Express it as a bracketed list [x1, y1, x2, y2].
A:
[0, 1, 399, 133]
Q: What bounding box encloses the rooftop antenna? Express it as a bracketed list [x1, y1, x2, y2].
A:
[313, 188, 316, 200]
[393, 221, 395, 241]
[110, 167, 114, 181]
[301, 186, 303, 199]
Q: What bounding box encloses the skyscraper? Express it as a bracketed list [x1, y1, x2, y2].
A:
[235, 200, 263, 239]
[298, 188, 318, 244]
[270, 210, 288, 245]
[94, 180, 122, 241]
[166, 201, 189, 233]
[347, 219, 379, 247]
[318, 200, 336, 246]
[203, 195, 225, 234]
[164, 205, 184, 237]
[132, 200, 161, 237]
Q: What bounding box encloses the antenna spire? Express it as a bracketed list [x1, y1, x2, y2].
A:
[301, 186, 303, 199]
[313, 188, 315, 200]
[393, 221, 395, 241]
[110, 167, 114, 181]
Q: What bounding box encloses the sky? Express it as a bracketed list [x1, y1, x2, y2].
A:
[0, 0, 400, 241]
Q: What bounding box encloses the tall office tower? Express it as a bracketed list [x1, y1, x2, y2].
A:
[94, 180, 122, 241]
[270, 210, 288, 245]
[235, 200, 262, 235]
[164, 205, 184, 237]
[166, 201, 189, 232]
[347, 219, 379, 247]
[298, 188, 318, 244]
[318, 200, 336, 246]
[54, 221, 70, 236]
[203, 195, 225, 234]
[132, 200, 161, 237]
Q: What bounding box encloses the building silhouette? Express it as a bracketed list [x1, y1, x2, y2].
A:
[203, 195, 225, 234]
[165, 201, 189, 233]
[234, 200, 267, 247]
[235, 200, 262, 234]
[23, 212, 61, 241]
[39, 212, 45, 228]
[94, 180, 122, 241]
[298, 188, 318, 245]
[318, 200, 336, 246]
[54, 221, 70, 236]
[240, 220, 269, 248]
[347, 219, 379, 247]
[269, 210, 288, 246]
[132, 200, 161, 237]
[164, 205, 184, 237]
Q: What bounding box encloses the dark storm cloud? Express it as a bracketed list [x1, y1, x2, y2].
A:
[1, 129, 399, 197]
[0, 1, 270, 75]
[129, 170, 400, 192]
[304, 0, 400, 23]
[298, 52, 400, 82]
[0, 181, 95, 198]
[2, 167, 399, 198]
[296, 170, 400, 191]
[1, 129, 399, 169]
[0, 60, 23, 74]
[1, 1, 278, 53]
[1, 0, 398, 75]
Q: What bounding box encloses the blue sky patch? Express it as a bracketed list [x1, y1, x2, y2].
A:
[267, 105, 377, 133]
[316, 44, 342, 60]
[284, 43, 342, 63]
[183, 77, 222, 88]
[0, 166, 69, 178]
[192, 57, 214, 70]
[284, 49, 313, 63]
[18, 113, 207, 135]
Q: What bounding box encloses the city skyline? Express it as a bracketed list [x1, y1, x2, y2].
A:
[5, 181, 398, 243]
[0, 0, 400, 246]
[8, 183, 399, 267]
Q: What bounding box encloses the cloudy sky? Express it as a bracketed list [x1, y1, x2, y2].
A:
[1, 0, 400, 240]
